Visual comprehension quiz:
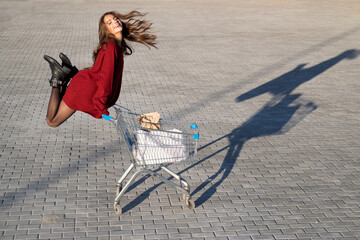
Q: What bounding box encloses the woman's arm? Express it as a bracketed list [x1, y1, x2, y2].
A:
[92, 41, 118, 114]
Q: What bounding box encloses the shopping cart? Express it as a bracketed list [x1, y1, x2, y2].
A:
[102, 105, 199, 215]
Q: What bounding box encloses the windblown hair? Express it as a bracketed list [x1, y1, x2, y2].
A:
[93, 10, 157, 61]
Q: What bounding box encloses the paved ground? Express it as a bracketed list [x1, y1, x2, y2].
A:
[1, 0, 360, 239]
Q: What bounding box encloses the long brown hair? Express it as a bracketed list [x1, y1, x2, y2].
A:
[93, 10, 157, 61]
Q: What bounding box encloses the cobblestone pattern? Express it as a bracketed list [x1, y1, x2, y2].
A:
[1, 0, 360, 239]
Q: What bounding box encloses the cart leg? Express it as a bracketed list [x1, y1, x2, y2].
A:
[160, 166, 191, 196]
[116, 163, 135, 195]
[113, 168, 158, 215]
[159, 166, 194, 210]
[114, 168, 153, 203]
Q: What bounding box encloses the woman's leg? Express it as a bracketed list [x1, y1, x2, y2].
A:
[46, 87, 75, 127]
[44, 53, 78, 128]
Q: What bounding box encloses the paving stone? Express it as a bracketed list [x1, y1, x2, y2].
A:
[1, 0, 360, 239]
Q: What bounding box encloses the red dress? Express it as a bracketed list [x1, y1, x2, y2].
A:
[63, 40, 124, 118]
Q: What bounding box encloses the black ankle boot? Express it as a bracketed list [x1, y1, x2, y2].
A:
[44, 55, 71, 88]
[59, 52, 79, 78]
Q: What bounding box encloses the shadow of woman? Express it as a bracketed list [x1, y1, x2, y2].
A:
[192, 49, 359, 207]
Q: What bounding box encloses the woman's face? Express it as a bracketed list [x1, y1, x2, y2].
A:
[104, 14, 123, 38]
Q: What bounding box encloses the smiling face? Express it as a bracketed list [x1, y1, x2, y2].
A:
[104, 14, 123, 39]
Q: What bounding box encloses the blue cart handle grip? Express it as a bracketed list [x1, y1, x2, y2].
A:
[102, 114, 113, 121]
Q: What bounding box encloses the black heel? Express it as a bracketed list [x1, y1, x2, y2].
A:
[59, 52, 79, 78]
[44, 55, 71, 88]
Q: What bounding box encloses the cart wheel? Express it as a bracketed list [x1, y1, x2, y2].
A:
[114, 203, 122, 215]
[186, 198, 195, 210]
[116, 184, 122, 196]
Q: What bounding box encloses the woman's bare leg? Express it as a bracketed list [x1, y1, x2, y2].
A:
[46, 87, 75, 127]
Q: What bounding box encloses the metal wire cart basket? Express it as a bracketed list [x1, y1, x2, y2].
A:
[102, 105, 199, 214]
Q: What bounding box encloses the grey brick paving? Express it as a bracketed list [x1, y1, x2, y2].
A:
[1, 0, 360, 239]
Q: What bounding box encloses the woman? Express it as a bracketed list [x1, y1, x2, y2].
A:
[44, 11, 157, 127]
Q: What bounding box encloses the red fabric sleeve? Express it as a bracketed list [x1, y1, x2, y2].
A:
[91, 41, 118, 115]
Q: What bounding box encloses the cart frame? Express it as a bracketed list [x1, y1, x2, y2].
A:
[102, 105, 199, 214]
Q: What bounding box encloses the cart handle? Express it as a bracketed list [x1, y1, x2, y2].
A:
[102, 114, 199, 139]
[102, 114, 113, 121]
